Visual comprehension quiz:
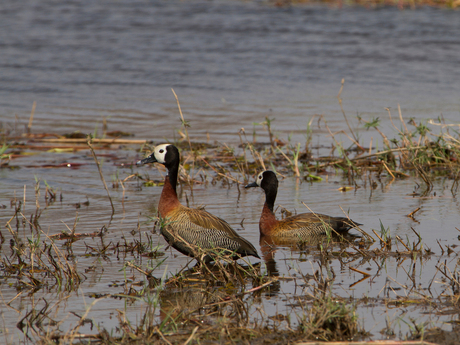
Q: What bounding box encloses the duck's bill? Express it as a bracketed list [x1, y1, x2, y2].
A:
[136, 155, 157, 166]
[244, 181, 258, 189]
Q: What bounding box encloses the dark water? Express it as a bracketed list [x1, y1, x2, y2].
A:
[1, 0, 459, 143]
[1, 0, 460, 342]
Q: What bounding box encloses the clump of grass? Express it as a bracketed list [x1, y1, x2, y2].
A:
[297, 295, 362, 341]
[373, 219, 392, 249]
[3, 202, 84, 293]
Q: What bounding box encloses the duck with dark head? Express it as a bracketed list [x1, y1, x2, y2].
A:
[245, 170, 361, 243]
[137, 144, 260, 262]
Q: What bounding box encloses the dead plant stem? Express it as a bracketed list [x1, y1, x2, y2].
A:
[398, 104, 410, 137]
[171, 88, 192, 153]
[349, 267, 371, 276]
[386, 107, 404, 136]
[184, 326, 199, 345]
[337, 79, 358, 144]
[87, 136, 115, 215]
[381, 161, 395, 181]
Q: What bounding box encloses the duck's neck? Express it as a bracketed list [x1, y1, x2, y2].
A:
[259, 187, 278, 236]
[158, 163, 180, 217]
[264, 187, 277, 214]
[168, 161, 179, 193]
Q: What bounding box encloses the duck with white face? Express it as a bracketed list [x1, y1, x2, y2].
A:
[245, 170, 361, 242]
[137, 144, 260, 262]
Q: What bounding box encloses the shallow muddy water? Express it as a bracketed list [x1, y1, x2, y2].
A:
[1, 145, 460, 341]
[1, 0, 460, 343]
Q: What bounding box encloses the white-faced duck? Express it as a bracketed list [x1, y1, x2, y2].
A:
[137, 144, 259, 261]
[245, 170, 361, 241]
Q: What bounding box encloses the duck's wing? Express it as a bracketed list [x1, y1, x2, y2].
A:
[171, 206, 259, 258]
[274, 213, 328, 238]
[279, 213, 360, 233]
[185, 207, 236, 235]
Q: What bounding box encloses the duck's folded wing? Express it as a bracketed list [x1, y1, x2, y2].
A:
[183, 207, 259, 257]
[281, 213, 357, 233]
[276, 214, 328, 237]
[185, 207, 238, 237]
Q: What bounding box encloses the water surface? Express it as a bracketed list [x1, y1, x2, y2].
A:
[1, 0, 460, 342]
[1, 0, 459, 144]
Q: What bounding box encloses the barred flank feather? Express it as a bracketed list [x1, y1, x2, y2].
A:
[161, 205, 259, 259]
[273, 213, 359, 240]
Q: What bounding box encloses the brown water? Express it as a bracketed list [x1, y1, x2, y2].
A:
[1, 0, 460, 342]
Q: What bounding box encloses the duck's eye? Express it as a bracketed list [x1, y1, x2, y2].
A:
[159, 149, 164, 153]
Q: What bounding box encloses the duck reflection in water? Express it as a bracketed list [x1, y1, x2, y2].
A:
[155, 262, 262, 322]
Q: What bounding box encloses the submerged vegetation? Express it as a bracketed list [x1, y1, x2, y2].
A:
[1, 89, 460, 344]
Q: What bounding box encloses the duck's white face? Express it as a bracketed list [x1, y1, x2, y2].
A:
[256, 171, 264, 186]
[153, 144, 170, 164]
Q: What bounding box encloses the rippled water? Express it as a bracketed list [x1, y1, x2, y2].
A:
[1, 0, 459, 143]
[1, 0, 460, 342]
